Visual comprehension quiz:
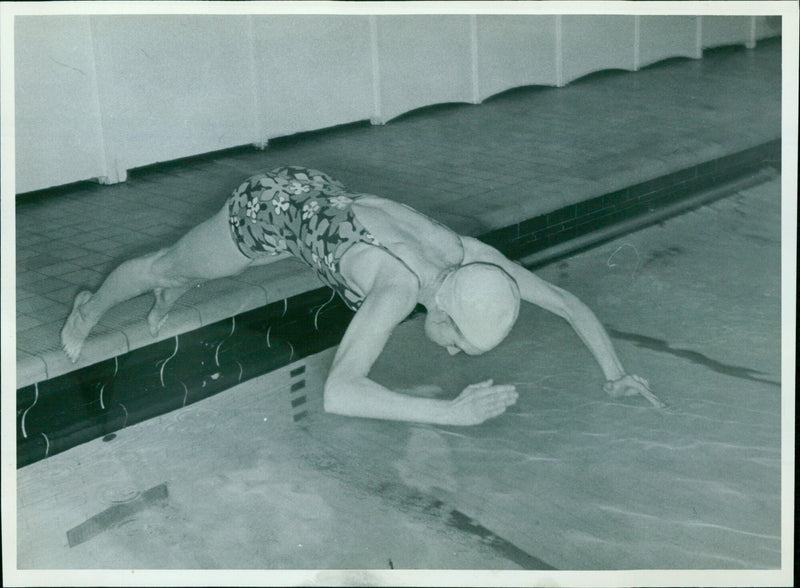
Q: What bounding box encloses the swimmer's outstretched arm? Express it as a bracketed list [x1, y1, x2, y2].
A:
[461, 237, 663, 407]
[324, 271, 517, 425]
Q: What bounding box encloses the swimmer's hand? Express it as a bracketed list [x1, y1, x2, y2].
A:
[604, 374, 665, 408]
[447, 379, 518, 426]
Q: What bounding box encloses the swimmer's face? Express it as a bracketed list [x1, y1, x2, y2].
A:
[424, 308, 483, 356]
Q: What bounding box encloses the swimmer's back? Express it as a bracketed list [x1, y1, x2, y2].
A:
[350, 194, 465, 281]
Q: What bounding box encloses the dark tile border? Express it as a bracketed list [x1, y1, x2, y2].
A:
[479, 140, 781, 260]
[17, 289, 355, 467]
[16, 139, 780, 468]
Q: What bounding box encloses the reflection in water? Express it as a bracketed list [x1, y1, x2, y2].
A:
[390, 426, 556, 570]
[393, 426, 458, 496]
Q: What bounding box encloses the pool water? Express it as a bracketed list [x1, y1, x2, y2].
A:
[16, 175, 783, 572]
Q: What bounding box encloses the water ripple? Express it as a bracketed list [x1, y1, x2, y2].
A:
[596, 504, 780, 542]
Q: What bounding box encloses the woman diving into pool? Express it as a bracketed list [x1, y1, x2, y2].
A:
[61, 166, 662, 425]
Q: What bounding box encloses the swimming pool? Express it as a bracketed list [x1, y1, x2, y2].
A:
[15, 175, 785, 576]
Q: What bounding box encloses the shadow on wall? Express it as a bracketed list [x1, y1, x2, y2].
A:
[389, 102, 475, 124]
[765, 16, 781, 33]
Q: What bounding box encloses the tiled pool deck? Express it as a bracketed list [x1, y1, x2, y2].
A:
[14, 40, 781, 390]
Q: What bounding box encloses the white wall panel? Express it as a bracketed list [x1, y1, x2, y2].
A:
[560, 16, 637, 85]
[638, 16, 700, 68]
[90, 15, 255, 173]
[252, 15, 373, 140]
[701, 16, 750, 49]
[374, 15, 474, 123]
[13, 14, 782, 194]
[14, 16, 106, 193]
[475, 15, 558, 101]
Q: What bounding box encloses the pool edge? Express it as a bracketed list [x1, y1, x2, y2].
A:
[15, 139, 781, 468]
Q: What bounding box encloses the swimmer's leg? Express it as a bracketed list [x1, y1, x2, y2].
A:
[141, 243, 287, 336]
[146, 253, 288, 334]
[61, 205, 252, 362]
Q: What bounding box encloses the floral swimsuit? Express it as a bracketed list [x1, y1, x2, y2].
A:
[227, 166, 384, 310]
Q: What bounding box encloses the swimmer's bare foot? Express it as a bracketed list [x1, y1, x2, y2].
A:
[147, 286, 188, 336]
[61, 290, 94, 363]
[147, 288, 171, 336]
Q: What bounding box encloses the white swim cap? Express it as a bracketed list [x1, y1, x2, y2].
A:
[436, 263, 520, 354]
